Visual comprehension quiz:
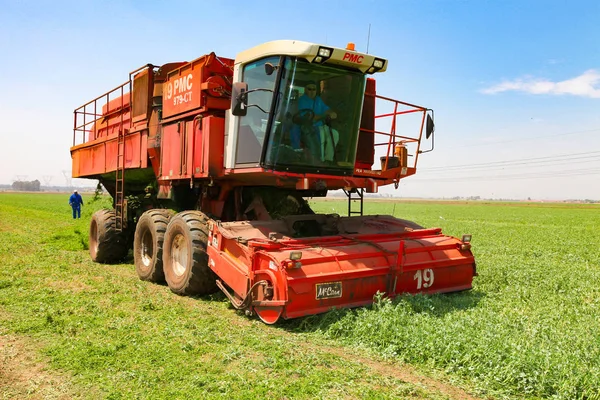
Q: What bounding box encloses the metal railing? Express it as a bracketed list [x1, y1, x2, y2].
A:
[72, 82, 130, 146]
[362, 94, 431, 171]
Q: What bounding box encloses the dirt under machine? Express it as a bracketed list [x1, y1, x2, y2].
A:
[71, 40, 476, 324]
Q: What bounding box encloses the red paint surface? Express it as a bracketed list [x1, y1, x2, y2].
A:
[206, 216, 475, 323]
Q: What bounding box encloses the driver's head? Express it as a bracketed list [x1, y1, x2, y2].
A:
[304, 81, 317, 99]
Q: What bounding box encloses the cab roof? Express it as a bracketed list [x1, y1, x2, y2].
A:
[234, 40, 387, 74]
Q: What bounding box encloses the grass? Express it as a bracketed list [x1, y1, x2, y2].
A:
[0, 193, 450, 400]
[1, 193, 599, 399]
[307, 199, 600, 399]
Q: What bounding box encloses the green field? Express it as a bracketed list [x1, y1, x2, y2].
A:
[1, 193, 599, 399]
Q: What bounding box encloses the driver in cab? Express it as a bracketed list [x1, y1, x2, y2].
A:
[297, 81, 337, 125]
[291, 81, 339, 162]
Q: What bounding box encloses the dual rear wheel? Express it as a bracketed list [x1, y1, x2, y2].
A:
[91, 208, 277, 322]
[133, 210, 217, 296]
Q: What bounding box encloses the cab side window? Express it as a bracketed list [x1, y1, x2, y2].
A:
[235, 56, 279, 165]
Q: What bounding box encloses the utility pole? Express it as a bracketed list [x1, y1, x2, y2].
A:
[62, 170, 72, 190]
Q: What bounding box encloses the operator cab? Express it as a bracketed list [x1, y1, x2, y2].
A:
[226, 40, 387, 176]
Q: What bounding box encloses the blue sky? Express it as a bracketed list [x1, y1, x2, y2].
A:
[1, 0, 598, 200]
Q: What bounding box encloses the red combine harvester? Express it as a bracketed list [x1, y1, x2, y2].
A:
[71, 40, 476, 323]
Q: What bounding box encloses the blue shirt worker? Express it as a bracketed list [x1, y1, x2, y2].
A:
[69, 190, 84, 219]
[297, 81, 337, 127]
[291, 81, 337, 152]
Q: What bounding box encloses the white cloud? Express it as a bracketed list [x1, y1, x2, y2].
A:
[481, 69, 600, 98]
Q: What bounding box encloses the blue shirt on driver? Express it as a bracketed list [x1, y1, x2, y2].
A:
[298, 94, 329, 127]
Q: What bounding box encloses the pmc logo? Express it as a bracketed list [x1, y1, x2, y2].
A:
[165, 73, 193, 100]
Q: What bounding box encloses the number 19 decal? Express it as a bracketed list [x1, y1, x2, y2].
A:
[414, 269, 435, 289]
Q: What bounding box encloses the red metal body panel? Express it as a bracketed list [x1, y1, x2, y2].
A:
[206, 215, 475, 323]
[193, 116, 225, 179]
[72, 55, 232, 188]
[279, 235, 473, 319]
[160, 123, 185, 180]
[102, 92, 130, 114]
[90, 110, 131, 141]
[209, 236, 251, 297]
[162, 53, 233, 119]
[71, 132, 143, 178]
[160, 117, 226, 181]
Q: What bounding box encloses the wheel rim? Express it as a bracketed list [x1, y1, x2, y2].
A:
[171, 233, 188, 277]
[141, 230, 153, 267]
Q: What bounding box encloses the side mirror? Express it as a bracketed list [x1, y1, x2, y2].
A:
[426, 114, 435, 139]
[264, 62, 278, 76]
[419, 112, 435, 154]
[231, 82, 248, 116]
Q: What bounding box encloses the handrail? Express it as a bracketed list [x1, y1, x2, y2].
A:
[72, 80, 131, 146]
[367, 94, 430, 171]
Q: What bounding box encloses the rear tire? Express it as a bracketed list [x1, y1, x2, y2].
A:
[163, 211, 218, 296]
[89, 209, 128, 264]
[133, 209, 174, 282]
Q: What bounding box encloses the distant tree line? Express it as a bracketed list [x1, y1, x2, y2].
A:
[12, 180, 41, 191]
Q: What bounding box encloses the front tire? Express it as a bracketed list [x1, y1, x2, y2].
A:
[163, 211, 218, 296]
[89, 209, 128, 263]
[133, 209, 174, 282]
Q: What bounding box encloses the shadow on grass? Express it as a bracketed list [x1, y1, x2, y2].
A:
[180, 285, 486, 332]
[278, 289, 486, 334]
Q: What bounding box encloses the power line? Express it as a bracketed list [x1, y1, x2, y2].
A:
[421, 151, 600, 171]
[419, 155, 600, 174]
[444, 128, 600, 149]
[408, 167, 600, 183]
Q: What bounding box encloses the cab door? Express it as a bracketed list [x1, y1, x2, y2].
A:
[234, 56, 280, 167]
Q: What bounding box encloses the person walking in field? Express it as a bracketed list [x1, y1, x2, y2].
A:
[69, 190, 84, 219]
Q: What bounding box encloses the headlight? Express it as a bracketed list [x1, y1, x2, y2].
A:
[373, 59, 385, 69]
[313, 46, 333, 64]
[318, 48, 331, 57]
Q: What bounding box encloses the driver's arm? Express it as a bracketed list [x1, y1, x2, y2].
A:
[318, 109, 337, 121]
[314, 98, 337, 121]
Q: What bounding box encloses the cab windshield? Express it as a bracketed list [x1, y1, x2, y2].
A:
[263, 58, 366, 174]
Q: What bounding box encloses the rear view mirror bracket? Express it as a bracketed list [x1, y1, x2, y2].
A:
[419, 111, 435, 154]
[231, 82, 249, 116]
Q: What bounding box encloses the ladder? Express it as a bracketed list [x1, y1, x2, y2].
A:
[115, 128, 125, 231]
[344, 188, 364, 217]
[114, 71, 136, 233]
